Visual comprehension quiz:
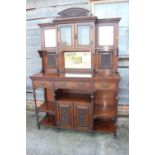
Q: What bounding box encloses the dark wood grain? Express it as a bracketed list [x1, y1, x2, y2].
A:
[30, 8, 120, 135]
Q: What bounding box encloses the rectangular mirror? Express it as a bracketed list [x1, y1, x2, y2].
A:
[44, 29, 56, 47]
[60, 26, 72, 46]
[99, 26, 113, 46]
[64, 52, 91, 69]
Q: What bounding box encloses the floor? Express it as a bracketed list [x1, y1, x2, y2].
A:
[26, 111, 129, 155]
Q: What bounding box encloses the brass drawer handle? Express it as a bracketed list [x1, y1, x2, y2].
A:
[60, 82, 66, 87]
[78, 82, 83, 87]
[40, 82, 45, 87]
[101, 83, 109, 88]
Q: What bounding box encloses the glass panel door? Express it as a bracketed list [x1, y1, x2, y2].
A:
[59, 25, 73, 48]
[77, 25, 90, 45]
[75, 23, 93, 48]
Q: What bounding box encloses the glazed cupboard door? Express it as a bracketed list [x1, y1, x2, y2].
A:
[75, 23, 94, 49]
[58, 24, 74, 49]
[74, 103, 91, 131]
[57, 102, 73, 129]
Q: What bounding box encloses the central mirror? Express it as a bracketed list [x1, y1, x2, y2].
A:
[64, 52, 91, 69]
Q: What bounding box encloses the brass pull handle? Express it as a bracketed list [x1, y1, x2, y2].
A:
[101, 83, 109, 88]
[78, 82, 83, 87]
[40, 82, 45, 87]
[60, 82, 66, 87]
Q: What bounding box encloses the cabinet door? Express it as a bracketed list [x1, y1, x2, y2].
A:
[74, 103, 91, 131]
[57, 102, 73, 128]
[58, 24, 74, 49]
[75, 23, 94, 48]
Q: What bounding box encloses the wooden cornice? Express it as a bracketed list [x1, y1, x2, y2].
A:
[97, 18, 121, 24]
[53, 16, 97, 24]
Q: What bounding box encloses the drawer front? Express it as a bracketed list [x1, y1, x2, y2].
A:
[54, 81, 91, 90]
[94, 82, 116, 91]
[33, 80, 52, 89]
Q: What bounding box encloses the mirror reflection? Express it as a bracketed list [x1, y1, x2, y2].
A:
[99, 26, 113, 46]
[64, 52, 91, 69]
[44, 29, 56, 47]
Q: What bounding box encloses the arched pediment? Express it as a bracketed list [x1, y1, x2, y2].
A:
[58, 8, 90, 18]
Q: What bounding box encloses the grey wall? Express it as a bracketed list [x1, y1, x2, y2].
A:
[26, 0, 129, 105]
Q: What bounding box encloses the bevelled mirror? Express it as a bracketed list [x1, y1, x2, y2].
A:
[64, 52, 91, 69]
[99, 26, 114, 46]
[44, 29, 56, 47]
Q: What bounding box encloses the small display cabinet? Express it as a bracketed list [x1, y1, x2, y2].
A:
[30, 8, 120, 137]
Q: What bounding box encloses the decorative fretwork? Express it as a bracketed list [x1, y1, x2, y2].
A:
[78, 109, 88, 127]
[100, 53, 112, 69]
[58, 8, 90, 18]
[47, 54, 56, 67]
[60, 107, 70, 124]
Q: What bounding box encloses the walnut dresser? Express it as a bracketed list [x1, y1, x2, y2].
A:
[30, 8, 121, 137]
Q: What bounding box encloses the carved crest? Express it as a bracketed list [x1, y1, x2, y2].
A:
[58, 8, 90, 18]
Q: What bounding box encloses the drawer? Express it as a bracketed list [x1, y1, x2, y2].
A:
[54, 81, 91, 90]
[33, 80, 52, 89]
[94, 82, 116, 91]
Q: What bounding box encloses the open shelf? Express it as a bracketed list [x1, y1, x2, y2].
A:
[37, 102, 55, 114]
[56, 93, 91, 103]
[39, 115, 56, 127]
[94, 119, 116, 132]
[94, 105, 116, 119]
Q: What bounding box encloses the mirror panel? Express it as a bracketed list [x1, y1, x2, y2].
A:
[99, 26, 114, 46]
[44, 29, 56, 47]
[64, 52, 91, 69]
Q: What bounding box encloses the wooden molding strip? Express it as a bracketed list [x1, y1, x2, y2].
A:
[90, 0, 129, 3]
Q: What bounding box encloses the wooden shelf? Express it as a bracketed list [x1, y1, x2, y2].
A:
[94, 119, 116, 132]
[39, 115, 56, 127]
[37, 102, 55, 114]
[94, 105, 116, 119]
[56, 93, 91, 103]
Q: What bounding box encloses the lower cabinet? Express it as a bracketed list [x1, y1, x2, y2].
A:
[56, 102, 91, 131]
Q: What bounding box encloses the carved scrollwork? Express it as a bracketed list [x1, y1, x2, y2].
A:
[58, 8, 90, 18]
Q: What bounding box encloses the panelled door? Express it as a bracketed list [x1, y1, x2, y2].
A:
[57, 102, 73, 128]
[58, 23, 94, 49]
[58, 24, 74, 49]
[75, 23, 94, 49]
[74, 102, 91, 131]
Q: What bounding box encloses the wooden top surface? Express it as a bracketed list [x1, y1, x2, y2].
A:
[30, 72, 120, 81]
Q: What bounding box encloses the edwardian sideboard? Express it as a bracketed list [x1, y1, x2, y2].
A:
[30, 8, 120, 137]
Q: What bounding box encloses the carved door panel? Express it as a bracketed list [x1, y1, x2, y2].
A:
[74, 103, 91, 131]
[57, 102, 73, 128]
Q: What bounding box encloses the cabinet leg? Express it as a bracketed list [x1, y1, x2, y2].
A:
[37, 123, 40, 130]
[57, 128, 60, 132]
[114, 118, 117, 138]
[91, 130, 95, 136]
[114, 130, 117, 138]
